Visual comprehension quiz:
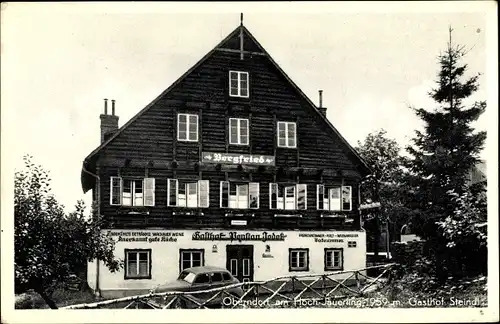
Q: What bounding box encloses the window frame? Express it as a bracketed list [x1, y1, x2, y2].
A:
[229, 118, 250, 145]
[177, 113, 199, 142]
[124, 249, 152, 280]
[229, 71, 250, 98]
[317, 185, 351, 211]
[277, 121, 297, 148]
[167, 179, 209, 208]
[110, 177, 155, 207]
[270, 183, 307, 210]
[179, 249, 205, 273]
[324, 248, 344, 271]
[220, 181, 260, 209]
[288, 248, 310, 272]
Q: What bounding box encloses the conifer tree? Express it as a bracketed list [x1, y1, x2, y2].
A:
[406, 27, 486, 277]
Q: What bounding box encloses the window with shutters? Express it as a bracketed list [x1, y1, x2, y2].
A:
[167, 179, 209, 208]
[289, 248, 309, 272]
[277, 121, 296, 148]
[324, 248, 343, 271]
[317, 185, 351, 211]
[177, 113, 198, 142]
[220, 181, 259, 209]
[229, 118, 249, 145]
[229, 71, 249, 98]
[125, 249, 151, 279]
[270, 183, 307, 210]
[110, 177, 155, 207]
[179, 249, 204, 272]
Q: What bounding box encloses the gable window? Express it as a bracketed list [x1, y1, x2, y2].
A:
[229, 71, 249, 98]
[277, 121, 296, 148]
[167, 179, 209, 208]
[177, 113, 198, 142]
[220, 181, 259, 209]
[289, 248, 309, 272]
[229, 118, 249, 145]
[317, 185, 351, 211]
[270, 183, 307, 210]
[110, 177, 155, 207]
[324, 248, 343, 271]
[180, 249, 204, 272]
[125, 249, 151, 279]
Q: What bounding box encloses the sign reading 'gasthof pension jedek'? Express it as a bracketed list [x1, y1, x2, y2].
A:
[202, 152, 275, 166]
[192, 231, 286, 242]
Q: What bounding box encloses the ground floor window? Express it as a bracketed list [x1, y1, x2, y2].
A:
[124, 249, 151, 279]
[324, 248, 343, 271]
[179, 249, 204, 272]
[288, 248, 309, 271]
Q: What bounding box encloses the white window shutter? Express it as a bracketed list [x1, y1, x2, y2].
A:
[198, 180, 209, 208]
[143, 178, 155, 206]
[110, 176, 122, 205]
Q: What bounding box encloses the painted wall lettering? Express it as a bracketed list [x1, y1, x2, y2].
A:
[108, 231, 184, 243]
[192, 231, 286, 242]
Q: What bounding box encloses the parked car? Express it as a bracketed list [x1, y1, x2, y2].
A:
[149, 266, 244, 308]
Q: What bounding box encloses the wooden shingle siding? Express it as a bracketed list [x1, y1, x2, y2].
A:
[87, 26, 369, 231]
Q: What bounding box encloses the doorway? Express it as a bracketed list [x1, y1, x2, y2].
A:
[226, 245, 254, 284]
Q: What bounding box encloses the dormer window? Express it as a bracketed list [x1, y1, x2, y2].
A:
[229, 71, 249, 98]
[177, 113, 198, 142]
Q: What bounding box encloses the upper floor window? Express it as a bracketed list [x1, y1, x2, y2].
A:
[177, 113, 198, 142]
[229, 118, 249, 145]
[110, 177, 155, 207]
[317, 185, 352, 211]
[229, 71, 249, 98]
[167, 179, 209, 208]
[220, 181, 259, 209]
[277, 121, 296, 148]
[269, 183, 307, 210]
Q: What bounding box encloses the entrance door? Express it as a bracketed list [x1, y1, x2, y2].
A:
[226, 245, 254, 285]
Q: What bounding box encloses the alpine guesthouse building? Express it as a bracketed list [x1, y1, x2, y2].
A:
[81, 19, 371, 298]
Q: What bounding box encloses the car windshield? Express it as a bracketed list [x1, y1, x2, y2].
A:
[178, 270, 196, 284]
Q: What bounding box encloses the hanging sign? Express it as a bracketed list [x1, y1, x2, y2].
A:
[201, 152, 275, 166]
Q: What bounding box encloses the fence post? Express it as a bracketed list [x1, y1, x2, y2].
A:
[355, 271, 361, 293]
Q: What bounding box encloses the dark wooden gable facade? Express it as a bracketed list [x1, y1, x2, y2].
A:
[81, 24, 371, 231]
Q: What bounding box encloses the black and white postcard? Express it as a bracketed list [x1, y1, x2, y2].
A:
[1, 1, 498, 323]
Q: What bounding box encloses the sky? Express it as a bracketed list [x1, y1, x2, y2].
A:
[1, 2, 497, 214]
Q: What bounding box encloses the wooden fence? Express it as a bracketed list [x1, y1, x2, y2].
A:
[63, 263, 395, 309]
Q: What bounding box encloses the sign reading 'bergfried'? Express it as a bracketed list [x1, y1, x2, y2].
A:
[202, 152, 275, 166]
[192, 231, 286, 242]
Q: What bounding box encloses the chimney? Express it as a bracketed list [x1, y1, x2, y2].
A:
[100, 98, 119, 143]
[318, 90, 327, 116]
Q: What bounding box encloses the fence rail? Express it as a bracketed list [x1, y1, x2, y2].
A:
[63, 263, 396, 309]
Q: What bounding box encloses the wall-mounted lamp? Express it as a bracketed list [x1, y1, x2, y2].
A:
[265, 245, 271, 253]
[212, 244, 218, 253]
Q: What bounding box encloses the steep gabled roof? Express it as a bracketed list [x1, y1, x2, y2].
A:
[81, 24, 371, 192]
